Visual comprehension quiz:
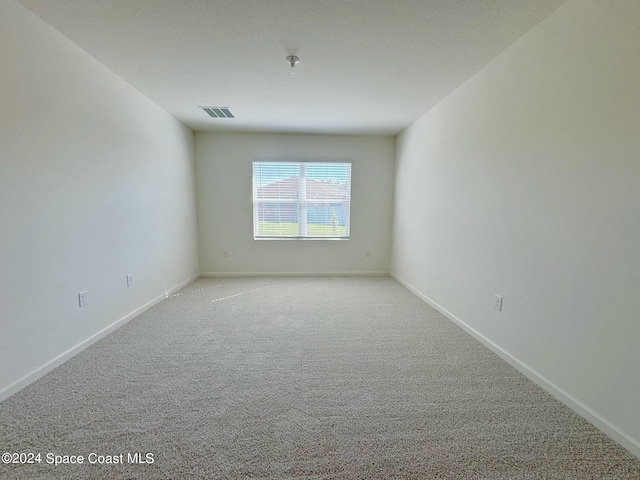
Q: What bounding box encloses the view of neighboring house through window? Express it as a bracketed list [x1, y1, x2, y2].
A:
[252, 161, 351, 239]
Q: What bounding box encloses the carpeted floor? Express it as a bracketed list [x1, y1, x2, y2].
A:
[1, 276, 639, 479]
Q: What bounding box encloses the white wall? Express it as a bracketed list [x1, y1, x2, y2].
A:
[196, 132, 395, 275]
[391, 0, 640, 457]
[0, 0, 199, 399]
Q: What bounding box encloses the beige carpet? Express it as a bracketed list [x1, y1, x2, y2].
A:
[1, 276, 639, 479]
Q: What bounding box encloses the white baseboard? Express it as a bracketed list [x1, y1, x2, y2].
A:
[200, 271, 390, 277]
[390, 272, 640, 460]
[0, 273, 200, 403]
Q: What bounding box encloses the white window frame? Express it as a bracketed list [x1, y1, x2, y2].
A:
[252, 159, 352, 240]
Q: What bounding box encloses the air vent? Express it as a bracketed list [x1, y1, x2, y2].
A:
[200, 106, 234, 118]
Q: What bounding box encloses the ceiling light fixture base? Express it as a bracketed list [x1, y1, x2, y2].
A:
[286, 55, 300, 74]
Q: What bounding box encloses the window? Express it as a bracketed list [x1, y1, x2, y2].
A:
[253, 161, 351, 239]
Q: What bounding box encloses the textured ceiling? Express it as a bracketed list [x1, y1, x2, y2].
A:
[17, 0, 566, 135]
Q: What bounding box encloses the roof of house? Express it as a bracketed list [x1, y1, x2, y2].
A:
[257, 177, 348, 200]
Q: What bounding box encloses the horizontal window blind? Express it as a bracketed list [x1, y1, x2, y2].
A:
[253, 161, 351, 239]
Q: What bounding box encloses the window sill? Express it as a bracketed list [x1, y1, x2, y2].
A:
[254, 237, 349, 241]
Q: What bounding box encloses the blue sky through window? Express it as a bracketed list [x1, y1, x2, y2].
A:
[254, 162, 350, 187]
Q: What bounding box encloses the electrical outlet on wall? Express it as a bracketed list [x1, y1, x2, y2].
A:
[494, 295, 503, 311]
[223, 250, 229, 258]
[126, 274, 133, 287]
[78, 291, 88, 308]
